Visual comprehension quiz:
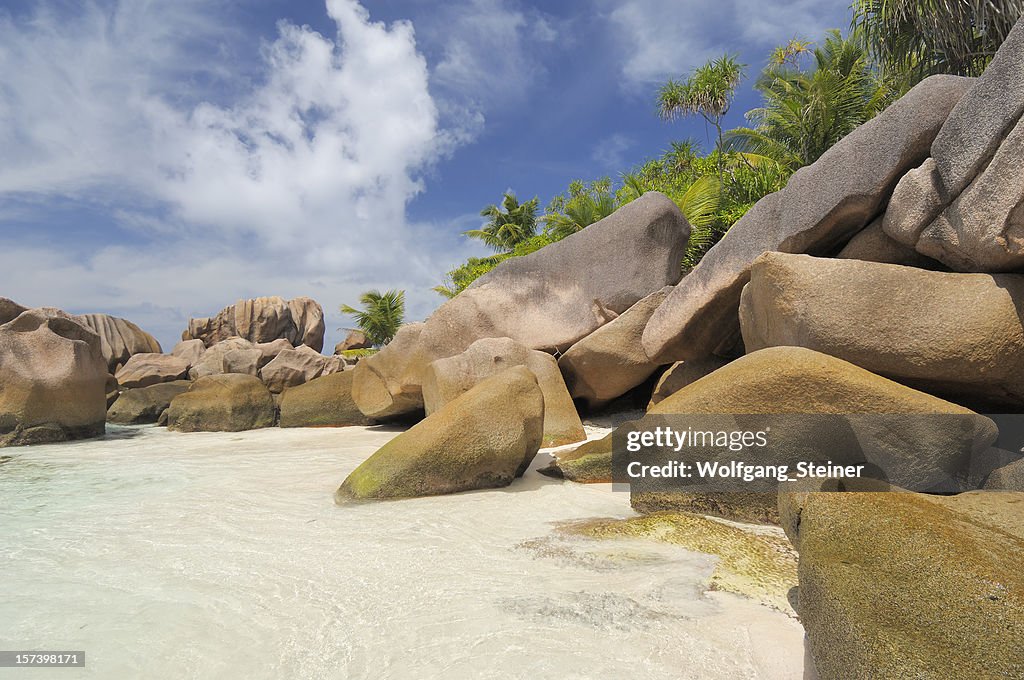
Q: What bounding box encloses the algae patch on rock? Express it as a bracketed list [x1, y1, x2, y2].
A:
[561, 511, 798, 615]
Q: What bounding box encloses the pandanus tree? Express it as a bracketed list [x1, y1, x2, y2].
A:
[853, 0, 1024, 87]
[339, 289, 405, 347]
[657, 55, 746, 186]
[464, 192, 540, 253]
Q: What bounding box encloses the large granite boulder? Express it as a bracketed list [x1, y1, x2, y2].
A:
[0, 297, 27, 325]
[630, 346, 996, 522]
[352, 192, 691, 419]
[781, 488, 1024, 679]
[107, 380, 190, 425]
[351, 323, 426, 420]
[647, 357, 729, 409]
[985, 457, 1024, 491]
[73, 313, 162, 373]
[188, 337, 289, 380]
[537, 434, 613, 483]
[279, 371, 373, 428]
[739, 252, 1024, 408]
[170, 339, 206, 368]
[557, 287, 671, 409]
[183, 296, 325, 352]
[259, 345, 327, 394]
[884, 24, 1024, 271]
[115, 353, 190, 389]
[641, 75, 972, 362]
[336, 366, 544, 503]
[0, 308, 107, 446]
[836, 217, 943, 269]
[335, 330, 371, 353]
[166, 374, 276, 432]
[422, 337, 585, 447]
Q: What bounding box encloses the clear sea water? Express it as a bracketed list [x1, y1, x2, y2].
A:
[0, 426, 804, 679]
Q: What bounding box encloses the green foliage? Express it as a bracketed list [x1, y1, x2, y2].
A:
[339, 289, 405, 347]
[464, 192, 540, 252]
[852, 0, 1024, 87]
[727, 30, 892, 171]
[341, 348, 378, 359]
[433, 234, 557, 299]
[542, 179, 617, 239]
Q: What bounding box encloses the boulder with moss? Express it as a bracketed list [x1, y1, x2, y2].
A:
[336, 366, 544, 502]
[107, 380, 191, 425]
[279, 371, 373, 428]
[166, 374, 276, 432]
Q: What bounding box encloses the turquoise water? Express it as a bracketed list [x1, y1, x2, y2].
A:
[0, 426, 803, 679]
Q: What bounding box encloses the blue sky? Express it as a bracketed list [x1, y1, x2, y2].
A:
[0, 0, 850, 351]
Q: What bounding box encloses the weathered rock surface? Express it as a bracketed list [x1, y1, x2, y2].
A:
[335, 330, 371, 353]
[782, 488, 1024, 679]
[630, 347, 995, 522]
[279, 371, 374, 428]
[115, 353, 190, 389]
[558, 287, 671, 409]
[537, 434, 612, 483]
[739, 252, 1024, 407]
[352, 192, 691, 418]
[74, 313, 162, 373]
[351, 323, 426, 420]
[647, 357, 729, 409]
[188, 337, 287, 380]
[916, 114, 1024, 271]
[642, 75, 972, 362]
[566, 512, 798, 614]
[259, 345, 326, 393]
[166, 374, 276, 432]
[107, 380, 190, 425]
[336, 366, 544, 502]
[320, 355, 349, 376]
[882, 158, 948, 248]
[0, 308, 107, 446]
[170, 339, 206, 368]
[0, 297, 27, 325]
[422, 337, 585, 447]
[931, 19, 1024, 199]
[837, 216, 943, 269]
[183, 296, 325, 352]
[985, 457, 1024, 491]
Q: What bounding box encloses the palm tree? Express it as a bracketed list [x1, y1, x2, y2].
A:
[853, 0, 1024, 86]
[464, 192, 539, 252]
[541, 179, 617, 240]
[339, 289, 405, 347]
[727, 30, 891, 172]
[657, 55, 746, 184]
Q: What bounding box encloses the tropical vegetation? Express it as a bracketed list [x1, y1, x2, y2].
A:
[339, 289, 406, 347]
[431, 1, 1023, 297]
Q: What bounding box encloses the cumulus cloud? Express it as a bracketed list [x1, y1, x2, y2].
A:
[0, 0, 482, 349]
[604, 0, 851, 85]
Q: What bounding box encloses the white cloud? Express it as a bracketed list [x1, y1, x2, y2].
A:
[591, 133, 634, 170]
[605, 0, 851, 85]
[429, 0, 557, 110]
[0, 0, 483, 350]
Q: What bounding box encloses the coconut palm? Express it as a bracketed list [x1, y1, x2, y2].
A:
[657, 55, 746, 184]
[541, 179, 617, 240]
[853, 0, 1024, 86]
[339, 289, 405, 347]
[727, 30, 891, 171]
[464, 192, 539, 253]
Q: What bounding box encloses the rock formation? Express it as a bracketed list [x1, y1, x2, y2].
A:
[0, 308, 108, 446]
[166, 374, 276, 432]
[183, 296, 325, 352]
[336, 366, 544, 502]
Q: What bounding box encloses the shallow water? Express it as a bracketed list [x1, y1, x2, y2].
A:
[0, 426, 804, 679]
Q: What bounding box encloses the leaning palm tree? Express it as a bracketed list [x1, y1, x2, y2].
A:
[464, 192, 539, 253]
[339, 289, 405, 347]
[657, 55, 746, 185]
[853, 0, 1024, 87]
